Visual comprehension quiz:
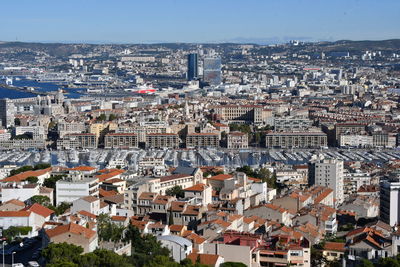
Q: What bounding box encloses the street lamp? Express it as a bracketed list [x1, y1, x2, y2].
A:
[12, 252, 16, 267]
[2, 240, 6, 267]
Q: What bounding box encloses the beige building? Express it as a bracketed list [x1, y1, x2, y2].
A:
[104, 133, 138, 149]
[265, 132, 327, 148]
[212, 105, 273, 125]
[57, 133, 98, 149]
[46, 223, 98, 253]
[186, 133, 219, 148]
[227, 132, 248, 149]
[146, 133, 179, 148]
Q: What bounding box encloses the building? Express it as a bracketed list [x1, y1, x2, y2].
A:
[57, 133, 98, 149]
[212, 105, 273, 125]
[311, 158, 344, 206]
[0, 139, 46, 150]
[265, 132, 327, 148]
[203, 57, 222, 85]
[146, 133, 179, 149]
[274, 116, 312, 132]
[227, 132, 248, 149]
[186, 133, 219, 148]
[46, 223, 98, 253]
[380, 179, 400, 226]
[187, 53, 198, 81]
[104, 133, 138, 149]
[56, 178, 99, 205]
[157, 235, 193, 262]
[0, 98, 15, 128]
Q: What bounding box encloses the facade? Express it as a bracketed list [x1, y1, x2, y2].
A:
[212, 105, 273, 125]
[57, 133, 98, 149]
[203, 57, 222, 85]
[380, 180, 400, 226]
[265, 132, 327, 148]
[312, 158, 344, 206]
[186, 133, 219, 148]
[56, 178, 99, 205]
[0, 98, 15, 128]
[274, 116, 312, 132]
[104, 133, 138, 149]
[187, 53, 198, 81]
[146, 133, 179, 149]
[0, 139, 46, 150]
[227, 132, 248, 149]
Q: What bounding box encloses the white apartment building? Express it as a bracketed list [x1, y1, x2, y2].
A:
[56, 178, 99, 205]
[313, 158, 344, 206]
[380, 180, 400, 226]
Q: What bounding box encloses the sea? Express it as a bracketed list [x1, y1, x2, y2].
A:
[0, 77, 85, 99]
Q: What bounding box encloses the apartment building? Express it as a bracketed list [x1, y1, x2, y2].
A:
[57, 120, 86, 138]
[104, 133, 138, 149]
[186, 133, 219, 148]
[227, 132, 248, 149]
[212, 105, 273, 125]
[274, 116, 312, 132]
[146, 133, 179, 149]
[265, 132, 327, 148]
[57, 133, 98, 149]
[56, 178, 99, 205]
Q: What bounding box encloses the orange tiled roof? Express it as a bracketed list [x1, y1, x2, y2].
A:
[46, 223, 96, 239]
[184, 183, 207, 192]
[324, 242, 346, 252]
[3, 199, 25, 207]
[2, 168, 52, 182]
[187, 253, 219, 266]
[0, 210, 31, 217]
[24, 203, 54, 218]
[207, 174, 233, 181]
[70, 166, 96, 172]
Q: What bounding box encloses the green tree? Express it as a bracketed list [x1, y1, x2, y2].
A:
[33, 163, 51, 170]
[42, 242, 83, 265]
[357, 259, 374, 267]
[97, 114, 107, 121]
[30, 195, 51, 206]
[144, 255, 179, 267]
[109, 114, 117, 121]
[43, 175, 65, 188]
[257, 168, 271, 182]
[377, 257, 400, 267]
[97, 214, 125, 242]
[26, 176, 38, 184]
[48, 202, 72, 216]
[9, 165, 34, 176]
[165, 185, 184, 198]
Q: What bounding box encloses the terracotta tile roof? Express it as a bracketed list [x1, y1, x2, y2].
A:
[324, 242, 346, 252]
[39, 187, 53, 194]
[0, 210, 31, 217]
[96, 169, 125, 182]
[153, 195, 173, 205]
[187, 253, 219, 266]
[184, 183, 207, 192]
[314, 188, 333, 204]
[76, 210, 96, 219]
[111, 216, 127, 222]
[81, 196, 99, 203]
[3, 199, 25, 207]
[248, 177, 262, 183]
[46, 223, 96, 239]
[99, 188, 118, 198]
[207, 174, 233, 181]
[70, 166, 96, 172]
[170, 201, 186, 212]
[139, 192, 158, 200]
[169, 224, 185, 232]
[24, 203, 54, 218]
[2, 168, 52, 182]
[182, 205, 200, 216]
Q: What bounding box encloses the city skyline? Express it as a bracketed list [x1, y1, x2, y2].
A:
[1, 0, 400, 44]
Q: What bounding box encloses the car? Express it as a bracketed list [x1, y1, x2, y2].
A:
[28, 261, 40, 267]
[12, 263, 24, 267]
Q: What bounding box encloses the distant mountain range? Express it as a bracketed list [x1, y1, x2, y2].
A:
[0, 39, 399, 57]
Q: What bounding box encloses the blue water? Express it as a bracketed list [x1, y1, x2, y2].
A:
[0, 87, 36, 98]
[0, 78, 85, 99]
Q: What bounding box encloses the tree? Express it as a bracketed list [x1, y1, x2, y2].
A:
[109, 114, 117, 121]
[97, 214, 125, 242]
[26, 176, 38, 184]
[9, 165, 34, 176]
[33, 163, 51, 170]
[42, 242, 83, 265]
[97, 114, 107, 121]
[30, 195, 51, 206]
[165, 185, 184, 198]
[377, 258, 400, 267]
[48, 202, 72, 216]
[43, 175, 65, 188]
[144, 255, 180, 267]
[357, 259, 374, 267]
[257, 168, 271, 182]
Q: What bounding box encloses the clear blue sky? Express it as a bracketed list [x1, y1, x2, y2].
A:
[1, 0, 399, 44]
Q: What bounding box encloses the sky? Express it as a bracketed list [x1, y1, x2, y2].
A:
[1, 0, 399, 44]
